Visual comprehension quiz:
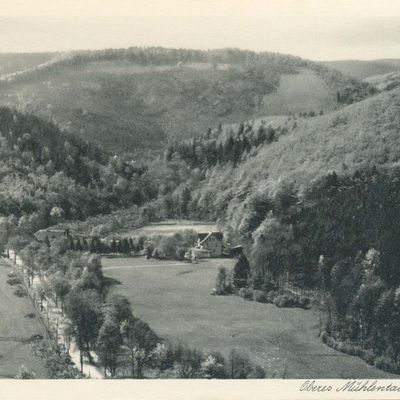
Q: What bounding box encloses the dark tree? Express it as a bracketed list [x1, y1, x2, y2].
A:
[233, 253, 250, 288]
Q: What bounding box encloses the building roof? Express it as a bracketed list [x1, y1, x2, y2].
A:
[198, 231, 223, 245]
[34, 228, 74, 241]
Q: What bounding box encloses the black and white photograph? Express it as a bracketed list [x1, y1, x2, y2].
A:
[1, 0, 400, 397]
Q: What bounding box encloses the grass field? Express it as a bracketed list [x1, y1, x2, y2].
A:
[261, 69, 336, 115]
[103, 256, 397, 379]
[111, 220, 218, 238]
[0, 259, 47, 378]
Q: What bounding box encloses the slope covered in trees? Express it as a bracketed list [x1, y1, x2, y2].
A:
[157, 86, 400, 373]
[182, 86, 400, 225]
[0, 107, 157, 233]
[0, 47, 374, 153]
[366, 71, 400, 93]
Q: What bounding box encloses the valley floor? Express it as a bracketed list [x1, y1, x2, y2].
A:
[0, 259, 47, 378]
[108, 219, 218, 238]
[103, 256, 398, 379]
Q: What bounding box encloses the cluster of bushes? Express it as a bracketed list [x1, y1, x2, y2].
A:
[14, 365, 37, 379]
[6, 271, 28, 297]
[213, 266, 233, 296]
[297, 110, 323, 118]
[320, 332, 400, 374]
[13, 285, 28, 298]
[153, 344, 265, 379]
[238, 287, 311, 309]
[32, 339, 83, 379]
[143, 230, 197, 261]
[212, 248, 312, 309]
[7, 275, 21, 286]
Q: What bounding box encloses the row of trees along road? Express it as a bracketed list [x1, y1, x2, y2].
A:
[3, 232, 265, 378]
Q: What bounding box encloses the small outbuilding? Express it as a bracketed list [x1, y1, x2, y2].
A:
[185, 247, 211, 262]
[34, 229, 69, 242]
[229, 245, 244, 258]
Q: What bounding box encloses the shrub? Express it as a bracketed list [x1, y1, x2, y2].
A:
[266, 290, 278, 303]
[247, 365, 266, 379]
[215, 267, 234, 295]
[7, 271, 17, 278]
[299, 296, 311, 308]
[33, 339, 83, 378]
[152, 248, 164, 259]
[326, 336, 336, 349]
[268, 291, 311, 309]
[145, 243, 154, 258]
[335, 341, 346, 353]
[233, 254, 250, 288]
[253, 290, 267, 303]
[14, 285, 27, 297]
[15, 365, 36, 379]
[352, 345, 363, 357]
[361, 349, 375, 365]
[262, 277, 278, 293]
[7, 276, 21, 286]
[224, 273, 233, 294]
[228, 349, 265, 379]
[238, 288, 253, 300]
[171, 345, 203, 378]
[200, 353, 227, 379]
[374, 356, 397, 373]
[175, 247, 186, 260]
[341, 342, 356, 355]
[273, 294, 296, 308]
[320, 331, 328, 344]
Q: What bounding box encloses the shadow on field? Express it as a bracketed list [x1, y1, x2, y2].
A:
[176, 269, 195, 276]
[103, 276, 122, 288]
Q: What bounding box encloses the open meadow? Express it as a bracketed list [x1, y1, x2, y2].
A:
[109, 220, 218, 238]
[0, 259, 46, 378]
[103, 256, 397, 379]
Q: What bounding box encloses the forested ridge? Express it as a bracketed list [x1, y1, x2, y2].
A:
[0, 47, 375, 153]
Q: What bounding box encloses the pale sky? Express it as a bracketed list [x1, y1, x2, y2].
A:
[1, 0, 400, 60]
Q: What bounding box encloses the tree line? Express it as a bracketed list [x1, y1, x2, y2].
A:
[66, 229, 198, 261]
[166, 122, 286, 168]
